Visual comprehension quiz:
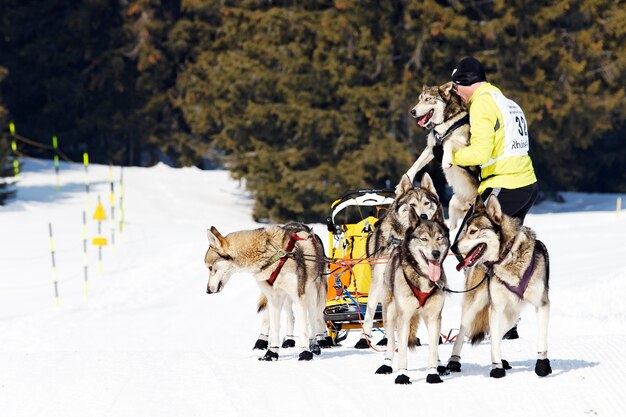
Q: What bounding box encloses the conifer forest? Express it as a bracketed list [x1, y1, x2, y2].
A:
[1, 1, 624, 220]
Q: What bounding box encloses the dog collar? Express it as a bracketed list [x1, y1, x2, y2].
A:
[433, 114, 470, 145]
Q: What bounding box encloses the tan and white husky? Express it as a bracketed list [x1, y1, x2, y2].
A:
[406, 82, 479, 229]
[205, 223, 327, 361]
[448, 195, 552, 378]
[374, 212, 450, 384]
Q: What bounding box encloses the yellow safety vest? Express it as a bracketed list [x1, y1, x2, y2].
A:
[452, 83, 536, 194]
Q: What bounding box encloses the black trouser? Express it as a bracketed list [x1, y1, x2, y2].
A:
[452, 182, 538, 259]
[480, 182, 538, 225]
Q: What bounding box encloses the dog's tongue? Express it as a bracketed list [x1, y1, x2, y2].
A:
[417, 114, 430, 127]
[428, 260, 441, 282]
[455, 245, 481, 271]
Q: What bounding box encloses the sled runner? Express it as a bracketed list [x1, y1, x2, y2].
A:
[323, 189, 395, 344]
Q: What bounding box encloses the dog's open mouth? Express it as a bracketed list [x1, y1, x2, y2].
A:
[455, 243, 487, 271]
[416, 109, 434, 127]
[421, 251, 441, 282]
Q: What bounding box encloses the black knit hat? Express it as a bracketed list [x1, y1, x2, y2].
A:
[451, 56, 487, 86]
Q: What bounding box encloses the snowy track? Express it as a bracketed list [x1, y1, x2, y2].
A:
[1, 159, 625, 417]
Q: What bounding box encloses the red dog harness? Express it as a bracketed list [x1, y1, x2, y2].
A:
[267, 233, 308, 286]
[405, 277, 436, 308]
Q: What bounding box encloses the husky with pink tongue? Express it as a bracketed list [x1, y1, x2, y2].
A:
[375, 210, 450, 384]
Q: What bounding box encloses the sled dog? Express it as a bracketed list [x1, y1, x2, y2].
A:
[354, 173, 445, 348]
[205, 223, 328, 361]
[447, 195, 552, 378]
[374, 211, 450, 384]
[407, 82, 479, 229]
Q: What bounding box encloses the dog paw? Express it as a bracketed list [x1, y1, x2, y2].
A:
[317, 337, 332, 349]
[394, 374, 411, 385]
[502, 359, 512, 370]
[426, 374, 443, 384]
[490, 367, 506, 378]
[376, 337, 388, 346]
[437, 365, 450, 376]
[310, 342, 321, 356]
[447, 360, 461, 372]
[375, 364, 393, 375]
[259, 349, 279, 361]
[354, 338, 370, 349]
[281, 338, 296, 349]
[253, 339, 268, 350]
[535, 359, 552, 377]
[298, 351, 313, 361]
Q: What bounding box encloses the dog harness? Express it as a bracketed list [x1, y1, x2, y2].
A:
[405, 278, 436, 308]
[500, 252, 536, 299]
[266, 233, 308, 286]
[433, 114, 470, 146]
[484, 238, 538, 300]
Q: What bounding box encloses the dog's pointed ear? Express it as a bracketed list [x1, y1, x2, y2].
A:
[422, 84, 428, 92]
[208, 226, 229, 254]
[473, 195, 486, 213]
[419, 172, 437, 196]
[485, 195, 503, 225]
[439, 81, 454, 100]
[396, 174, 413, 197]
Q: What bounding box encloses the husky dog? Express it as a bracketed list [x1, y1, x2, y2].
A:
[447, 195, 552, 378]
[406, 82, 479, 229]
[374, 211, 450, 384]
[205, 223, 328, 361]
[354, 173, 444, 348]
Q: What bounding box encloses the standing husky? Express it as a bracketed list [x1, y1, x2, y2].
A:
[374, 212, 450, 384]
[354, 173, 444, 348]
[447, 195, 552, 378]
[406, 82, 479, 229]
[205, 223, 328, 361]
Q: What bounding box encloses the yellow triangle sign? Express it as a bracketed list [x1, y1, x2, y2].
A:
[93, 201, 107, 220]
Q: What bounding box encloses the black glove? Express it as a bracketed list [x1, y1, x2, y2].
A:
[432, 144, 444, 163]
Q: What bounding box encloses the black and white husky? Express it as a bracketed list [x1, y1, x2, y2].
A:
[354, 173, 444, 348]
[374, 211, 450, 384]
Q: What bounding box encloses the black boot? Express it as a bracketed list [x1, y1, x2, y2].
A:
[502, 325, 519, 340]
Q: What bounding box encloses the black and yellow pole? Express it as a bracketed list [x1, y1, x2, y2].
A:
[82, 210, 89, 297]
[109, 164, 116, 252]
[9, 122, 19, 177]
[83, 151, 90, 210]
[119, 167, 125, 235]
[48, 222, 60, 306]
[52, 135, 60, 191]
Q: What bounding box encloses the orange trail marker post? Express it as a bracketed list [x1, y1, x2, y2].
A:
[93, 196, 108, 276]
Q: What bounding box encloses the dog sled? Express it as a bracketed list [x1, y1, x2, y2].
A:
[323, 189, 395, 344]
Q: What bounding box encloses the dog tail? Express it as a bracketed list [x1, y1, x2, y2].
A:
[468, 304, 489, 345]
[257, 294, 267, 314]
[407, 314, 420, 350]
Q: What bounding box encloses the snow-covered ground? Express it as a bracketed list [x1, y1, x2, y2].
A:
[1, 159, 625, 417]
